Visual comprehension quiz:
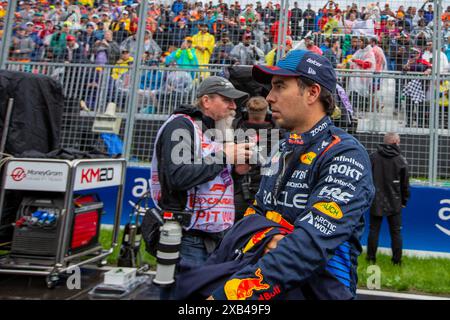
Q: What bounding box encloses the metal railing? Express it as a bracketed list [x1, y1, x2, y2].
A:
[4, 60, 450, 183]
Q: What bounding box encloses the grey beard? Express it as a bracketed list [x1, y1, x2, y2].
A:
[215, 111, 236, 142]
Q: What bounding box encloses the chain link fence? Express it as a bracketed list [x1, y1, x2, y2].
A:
[1, 0, 450, 185]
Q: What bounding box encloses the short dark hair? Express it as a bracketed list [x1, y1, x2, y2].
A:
[360, 36, 369, 47]
[297, 77, 335, 115]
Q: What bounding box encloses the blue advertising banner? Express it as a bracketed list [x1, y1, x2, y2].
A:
[361, 186, 450, 254]
[99, 166, 153, 225]
[104, 167, 450, 254]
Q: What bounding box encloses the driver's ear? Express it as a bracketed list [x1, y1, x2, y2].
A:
[307, 84, 321, 103]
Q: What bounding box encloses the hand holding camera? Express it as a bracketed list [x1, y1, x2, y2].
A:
[223, 142, 255, 164]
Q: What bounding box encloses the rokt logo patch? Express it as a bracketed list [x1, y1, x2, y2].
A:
[313, 201, 343, 220]
[300, 152, 317, 165]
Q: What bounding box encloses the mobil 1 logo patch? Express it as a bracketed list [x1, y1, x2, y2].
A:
[300, 211, 336, 235]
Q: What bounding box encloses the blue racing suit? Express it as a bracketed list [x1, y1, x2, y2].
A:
[211, 116, 375, 300]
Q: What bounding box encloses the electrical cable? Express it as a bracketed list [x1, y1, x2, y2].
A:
[0, 152, 13, 170]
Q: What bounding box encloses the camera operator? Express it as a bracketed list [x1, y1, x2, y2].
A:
[149, 76, 252, 299]
[232, 97, 279, 221]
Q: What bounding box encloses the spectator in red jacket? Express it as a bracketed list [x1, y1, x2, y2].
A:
[270, 19, 291, 43]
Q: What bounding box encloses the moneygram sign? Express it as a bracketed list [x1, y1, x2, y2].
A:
[5, 161, 69, 192]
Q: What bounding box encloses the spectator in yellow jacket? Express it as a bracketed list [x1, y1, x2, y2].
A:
[192, 24, 215, 66]
[323, 14, 340, 35]
[192, 24, 215, 79]
[111, 49, 134, 80]
[0, 5, 6, 19]
[111, 10, 131, 32]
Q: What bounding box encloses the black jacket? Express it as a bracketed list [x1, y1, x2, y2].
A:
[232, 112, 278, 198]
[0, 70, 63, 156]
[155, 105, 226, 211]
[370, 144, 410, 216]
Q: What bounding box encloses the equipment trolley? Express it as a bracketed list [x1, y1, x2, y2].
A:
[0, 158, 126, 288]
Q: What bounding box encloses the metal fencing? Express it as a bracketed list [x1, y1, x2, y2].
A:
[4, 59, 450, 185]
[1, 0, 450, 185]
[4, 61, 224, 165]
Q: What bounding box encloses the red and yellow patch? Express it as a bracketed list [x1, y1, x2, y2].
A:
[244, 207, 256, 217]
[242, 227, 274, 253]
[266, 211, 294, 232]
[224, 268, 270, 300]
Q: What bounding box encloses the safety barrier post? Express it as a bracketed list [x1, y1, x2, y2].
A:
[428, 0, 443, 185]
[122, 0, 150, 161]
[0, 0, 18, 69]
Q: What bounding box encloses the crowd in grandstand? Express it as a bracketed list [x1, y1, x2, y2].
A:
[1, 0, 450, 70]
[2, 0, 450, 127]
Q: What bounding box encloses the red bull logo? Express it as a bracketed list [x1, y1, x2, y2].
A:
[224, 268, 270, 300]
[288, 133, 304, 145]
[243, 227, 274, 253]
[258, 285, 281, 300]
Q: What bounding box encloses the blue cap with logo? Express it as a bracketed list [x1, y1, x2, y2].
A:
[252, 50, 336, 94]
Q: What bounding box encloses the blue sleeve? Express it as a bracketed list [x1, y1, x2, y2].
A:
[211, 145, 375, 300]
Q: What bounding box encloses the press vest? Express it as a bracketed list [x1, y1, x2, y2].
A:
[150, 114, 235, 233]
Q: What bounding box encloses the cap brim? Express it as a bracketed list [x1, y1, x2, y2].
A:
[252, 65, 301, 84]
[217, 88, 249, 99]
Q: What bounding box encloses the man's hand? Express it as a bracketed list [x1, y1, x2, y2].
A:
[224, 142, 254, 164]
[264, 234, 285, 255]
